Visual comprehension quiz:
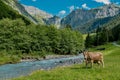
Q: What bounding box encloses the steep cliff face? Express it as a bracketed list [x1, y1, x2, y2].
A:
[95, 4, 120, 18]
[23, 5, 53, 24]
[3, 0, 38, 24]
[61, 4, 120, 32]
[23, 5, 53, 19]
[61, 9, 96, 28]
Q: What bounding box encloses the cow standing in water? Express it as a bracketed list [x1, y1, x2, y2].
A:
[83, 51, 104, 68]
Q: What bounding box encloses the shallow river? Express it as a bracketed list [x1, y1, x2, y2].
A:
[0, 54, 84, 80]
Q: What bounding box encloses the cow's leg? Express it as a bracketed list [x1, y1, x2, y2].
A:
[97, 61, 100, 65]
[97, 61, 101, 68]
[100, 59, 104, 68]
[85, 60, 88, 68]
[91, 60, 93, 68]
[102, 60, 104, 68]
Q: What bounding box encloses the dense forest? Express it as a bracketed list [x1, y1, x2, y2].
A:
[0, 18, 84, 64]
[85, 24, 120, 48]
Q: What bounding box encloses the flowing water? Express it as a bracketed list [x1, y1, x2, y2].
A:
[0, 54, 84, 80]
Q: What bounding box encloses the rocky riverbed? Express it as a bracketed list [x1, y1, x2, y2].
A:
[20, 55, 76, 62]
[0, 53, 84, 80]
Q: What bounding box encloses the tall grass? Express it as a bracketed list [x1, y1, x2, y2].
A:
[14, 43, 120, 80]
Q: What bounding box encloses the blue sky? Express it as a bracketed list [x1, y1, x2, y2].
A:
[19, 0, 120, 17]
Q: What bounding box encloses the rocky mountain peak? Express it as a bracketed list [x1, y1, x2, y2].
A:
[95, 4, 120, 18]
[23, 5, 53, 19]
[61, 4, 120, 32]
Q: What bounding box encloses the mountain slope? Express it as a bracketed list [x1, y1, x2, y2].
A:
[0, 0, 32, 25]
[44, 16, 61, 28]
[101, 13, 120, 29]
[2, 0, 38, 24]
[23, 5, 53, 24]
[75, 17, 113, 33]
[100, 13, 120, 41]
[61, 4, 120, 33]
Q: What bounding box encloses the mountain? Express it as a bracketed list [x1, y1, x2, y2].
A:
[44, 16, 61, 28]
[23, 5, 53, 24]
[101, 13, 120, 29]
[100, 13, 120, 41]
[76, 16, 113, 33]
[61, 4, 120, 33]
[1, 0, 120, 31]
[0, 0, 33, 25]
[2, 0, 38, 24]
[1, 0, 60, 25]
[23, 5, 62, 27]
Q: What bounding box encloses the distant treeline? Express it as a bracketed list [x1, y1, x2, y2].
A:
[0, 19, 84, 56]
[85, 25, 120, 48]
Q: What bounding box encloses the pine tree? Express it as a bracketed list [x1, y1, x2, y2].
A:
[85, 33, 93, 48]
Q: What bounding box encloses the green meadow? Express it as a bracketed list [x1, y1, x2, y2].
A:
[14, 43, 120, 80]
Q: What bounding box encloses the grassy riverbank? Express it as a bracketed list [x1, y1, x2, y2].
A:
[14, 43, 120, 80]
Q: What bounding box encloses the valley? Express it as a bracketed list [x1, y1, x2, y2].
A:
[0, 0, 120, 80]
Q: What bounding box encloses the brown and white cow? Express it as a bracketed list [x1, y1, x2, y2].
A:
[83, 51, 104, 68]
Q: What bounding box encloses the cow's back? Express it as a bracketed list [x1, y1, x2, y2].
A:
[87, 52, 103, 60]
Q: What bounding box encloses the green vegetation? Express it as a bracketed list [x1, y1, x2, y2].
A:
[0, 18, 84, 64]
[14, 43, 120, 80]
[118, 41, 120, 44]
[0, 0, 31, 25]
[85, 24, 120, 47]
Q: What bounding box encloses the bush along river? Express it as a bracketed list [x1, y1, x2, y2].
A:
[0, 54, 84, 80]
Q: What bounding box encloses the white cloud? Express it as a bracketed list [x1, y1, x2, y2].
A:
[76, 7, 80, 9]
[32, 0, 37, 2]
[58, 10, 66, 17]
[115, 2, 120, 5]
[69, 6, 80, 12]
[94, 0, 111, 4]
[82, 4, 90, 10]
[69, 6, 75, 12]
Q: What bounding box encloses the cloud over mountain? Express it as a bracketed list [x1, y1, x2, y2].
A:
[69, 6, 75, 12]
[94, 0, 111, 4]
[58, 10, 66, 17]
[82, 3, 90, 10]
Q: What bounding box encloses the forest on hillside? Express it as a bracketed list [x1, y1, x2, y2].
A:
[0, 19, 84, 57]
[85, 25, 120, 48]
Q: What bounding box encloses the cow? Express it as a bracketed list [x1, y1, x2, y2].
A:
[83, 51, 104, 68]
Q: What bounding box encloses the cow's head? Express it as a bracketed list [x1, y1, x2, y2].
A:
[82, 49, 88, 60]
[83, 52, 88, 60]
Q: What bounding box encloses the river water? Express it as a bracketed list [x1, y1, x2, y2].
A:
[0, 54, 84, 80]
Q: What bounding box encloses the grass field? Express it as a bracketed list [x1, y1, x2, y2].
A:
[14, 43, 120, 80]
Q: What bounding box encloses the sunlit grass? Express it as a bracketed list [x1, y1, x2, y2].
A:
[82, 33, 95, 40]
[14, 43, 120, 80]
